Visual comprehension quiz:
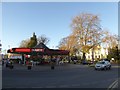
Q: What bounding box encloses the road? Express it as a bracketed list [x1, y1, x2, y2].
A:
[2, 64, 120, 89]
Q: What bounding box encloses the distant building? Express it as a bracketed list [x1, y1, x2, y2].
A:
[76, 45, 108, 61]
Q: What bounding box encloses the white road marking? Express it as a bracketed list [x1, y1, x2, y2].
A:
[59, 85, 70, 87]
[45, 86, 57, 88]
[108, 78, 118, 89]
[71, 84, 80, 87]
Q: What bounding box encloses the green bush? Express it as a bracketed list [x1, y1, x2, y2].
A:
[89, 64, 95, 67]
[116, 60, 120, 64]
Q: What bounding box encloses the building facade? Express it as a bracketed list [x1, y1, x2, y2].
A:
[76, 45, 108, 61]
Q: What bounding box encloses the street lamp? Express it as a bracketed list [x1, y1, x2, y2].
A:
[116, 35, 120, 60]
[0, 40, 2, 53]
[0, 40, 2, 61]
[116, 46, 120, 60]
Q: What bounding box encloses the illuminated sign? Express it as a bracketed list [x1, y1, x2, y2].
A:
[32, 49, 44, 52]
[15, 48, 31, 52]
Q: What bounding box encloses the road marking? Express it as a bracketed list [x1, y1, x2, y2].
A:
[71, 84, 80, 87]
[44, 86, 57, 88]
[108, 78, 118, 90]
[59, 85, 70, 87]
[82, 83, 90, 85]
[89, 81, 98, 84]
[31, 87, 43, 88]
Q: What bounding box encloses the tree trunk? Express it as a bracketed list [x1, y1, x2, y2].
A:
[92, 48, 94, 62]
[83, 52, 86, 61]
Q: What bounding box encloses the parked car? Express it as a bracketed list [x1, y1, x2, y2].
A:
[101, 58, 110, 62]
[82, 60, 93, 65]
[73, 60, 78, 64]
[95, 61, 111, 70]
[6, 61, 11, 67]
[6, 61, 14, 69]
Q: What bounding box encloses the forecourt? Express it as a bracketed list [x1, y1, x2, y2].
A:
[2, 63, 119, 88]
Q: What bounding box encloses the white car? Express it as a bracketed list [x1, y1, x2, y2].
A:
[95, 61, 111, 70]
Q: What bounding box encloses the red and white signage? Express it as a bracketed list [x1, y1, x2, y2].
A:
[31, 49, 44, 52]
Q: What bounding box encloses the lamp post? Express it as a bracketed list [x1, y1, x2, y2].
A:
[116, 36, 120, 61]
[0, 40, 2, 62]
[0, 40, 2, 52]
[116, 46, 119, 61]
[7, 45, 10, 58]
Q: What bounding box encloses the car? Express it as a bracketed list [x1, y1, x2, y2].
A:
[95, 61, 111, 70]
[73, 60, 78, 64]
[6, 61, 14, 69]
[6, 61, 11, 67]
[101, 58, 110, 62]
[82, 60, 93, 65]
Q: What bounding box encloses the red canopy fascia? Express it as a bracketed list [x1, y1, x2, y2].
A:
[15, 48, 31, 52]
[8, 48, 69, 55]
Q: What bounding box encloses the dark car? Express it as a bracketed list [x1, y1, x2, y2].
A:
[6, 61, 10, 67]
[82, 60, 93, 65]
[73, 60, 78, 64]
[102, 58, 110, 62]
[6, 61, 14, 69]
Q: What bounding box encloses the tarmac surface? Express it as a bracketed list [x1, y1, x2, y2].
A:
[1, 63, 120, 89]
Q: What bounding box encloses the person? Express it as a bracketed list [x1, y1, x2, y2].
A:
[26, 60, 29, 65]
[2, 60, 4, 66]
[6, 59, 10, 67]
[10, 60, 13, 64]
[56, 57, 60, 65]
[9, 60, 14, 69]
[27, 61, 32, 70]
[50, 57, 56, 70]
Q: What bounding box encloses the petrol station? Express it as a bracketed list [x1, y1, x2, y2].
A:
[7, 43, 69, 65]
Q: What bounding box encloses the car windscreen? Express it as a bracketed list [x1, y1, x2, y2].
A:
[97, 62, 105, 64]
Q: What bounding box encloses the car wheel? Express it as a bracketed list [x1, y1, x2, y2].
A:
[104, 67, 107, 70]
[109, 66, 111, 70]
[95, 68, 97, 70]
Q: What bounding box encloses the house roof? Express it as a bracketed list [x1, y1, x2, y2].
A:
[33, 43, 49, 50]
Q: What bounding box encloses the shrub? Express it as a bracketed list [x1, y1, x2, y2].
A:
[116, 60, 120, 64]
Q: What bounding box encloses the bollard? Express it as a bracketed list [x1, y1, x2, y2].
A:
[28, 66, 32, 70]
[51, 66, 54, 70]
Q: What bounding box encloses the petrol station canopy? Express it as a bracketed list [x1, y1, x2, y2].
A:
[7, 43, 69, 55]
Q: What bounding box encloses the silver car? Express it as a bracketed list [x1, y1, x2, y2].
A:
[95, 61, 111, 70]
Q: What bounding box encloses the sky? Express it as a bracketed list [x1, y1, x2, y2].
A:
[1, 2, 118, 54]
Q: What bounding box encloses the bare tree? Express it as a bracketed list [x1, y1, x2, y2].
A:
[70, 13, 105, 60]
[58, 13, 118, 61]
[37, 35, 50, 45]
[19, 34, 50, 48]
[58, 34, 77, 56]
[19, 39, 30, 48]
[102, 31, 118, 48]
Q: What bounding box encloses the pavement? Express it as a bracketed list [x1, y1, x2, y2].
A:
[2, 63, 120, 72]
[2, 63, 90, 71]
